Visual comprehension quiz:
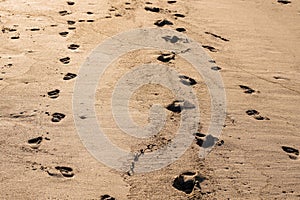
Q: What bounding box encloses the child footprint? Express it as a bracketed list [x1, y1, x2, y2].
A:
[282, 146, 299, 160]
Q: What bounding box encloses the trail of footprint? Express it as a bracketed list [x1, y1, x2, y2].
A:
[282, 146, 299, 160]
[173, 171, 205, 194]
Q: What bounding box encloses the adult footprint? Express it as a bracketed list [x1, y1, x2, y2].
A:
[47, 89, 60, 99]
[51, 112, 65, 122]
[179, 75, 197, 86]
[157, 52, 175, 62]
[239, 85, 255, 94]
[173, 171, 205, 194]
[154, 19, 173, 27]
[28, 136, 43, 149]
[63, 72, 77, 80]
[144, 6, 160, 12]
[59, 57, 70, 64]
[202, 45, 217, 52]
[68, 44, 80, 50]
[100, 194, 116, 200]
[282, 146, 299, 160]
[166, 100, 195, 113]
[55, 166, 74, 177]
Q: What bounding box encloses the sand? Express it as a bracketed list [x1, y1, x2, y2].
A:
[0, 0, 299, 199]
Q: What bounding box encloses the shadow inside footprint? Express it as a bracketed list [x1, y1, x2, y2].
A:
[246, 110, 259, 116]
[179, 75, 197, 86]
[173, 171, 205, 194]
[63, 72, 77, 80]
[176, 28, 186, 32]
[59, 31, 69, 37]
[166, 100, 195, 113]
[51, 113, 65, 122]
[28, 136, 43, 144]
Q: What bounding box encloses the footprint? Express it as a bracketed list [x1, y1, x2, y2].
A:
[63, 72, 77, 80]
[86, 19, 94, 22]
[59, 31, 69, 37]
[282, 146, 299, 160]
[87, 11, 94, 15]
[59, 10, 71, 16]
[11, 36, 20, 39]
[30, 28, 40, 31]
[67, 20, 76, 25]
[100, 194, 116, 200]
[202, 45, 217, 52]
[157, 52, 175, 62]
[51, 112, 65, 122]
[239, 85, 255, 94]
[28, 136, 43, 149]
[173, 171, 205, 194]
[277, 0, 291, 4]
[145, 6, 160, 13]
[166, 100, 195, 113]
[154, 19, 173, 27]
[55, 166, 74, 177]
[179, 75, 197, 86]
[211, 66, 222, 71]
[67, 1, 75, 5]
[174, 13, 185, 18]
[205, 31, 229, 42]
[47, 166, 74, 178]
[246, 110, 269, 120]
[59, 57, 70, 64]
[176, 28, 186, 32]
[194, 132, 205, 147]
[167, 0, 177, 4]
[246, 109, 259, 115]
[47, 89, 60, 99]
[68, 44, 80, 50]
